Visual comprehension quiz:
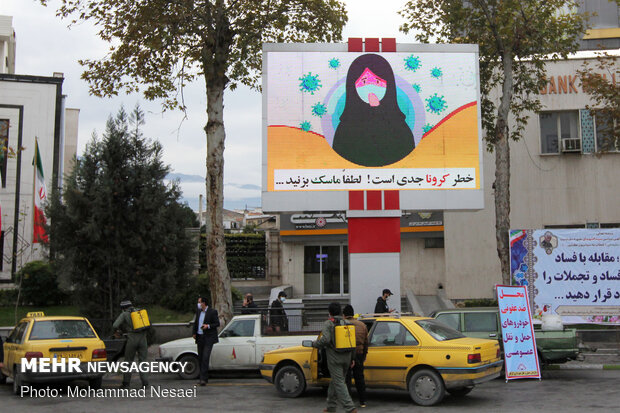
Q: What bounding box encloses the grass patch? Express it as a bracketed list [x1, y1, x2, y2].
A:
[0, 306, 79, 327]
[0, 305, 194, 327]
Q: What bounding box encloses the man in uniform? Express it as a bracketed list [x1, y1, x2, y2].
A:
[312, 302, 357, 413]
[343, 304, 369, 408]
[113, 300, 149, 388]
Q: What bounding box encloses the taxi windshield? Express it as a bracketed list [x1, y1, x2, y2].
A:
[416, 319, 465, 341]
[29, 320, 97, 340]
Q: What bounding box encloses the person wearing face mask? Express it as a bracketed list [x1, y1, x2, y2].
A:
[269, 291, 289, 332]
[374, 289, 395, 314]
[192, 296, 220, 386]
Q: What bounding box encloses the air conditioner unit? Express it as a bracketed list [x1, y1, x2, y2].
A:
[561, 138, 581, 153]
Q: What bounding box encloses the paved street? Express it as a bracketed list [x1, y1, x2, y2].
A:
[1, 369, 619, 412]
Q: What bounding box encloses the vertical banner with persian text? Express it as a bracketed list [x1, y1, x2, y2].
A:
[497, 285, 541, 380]
[510, 229, 620, 324]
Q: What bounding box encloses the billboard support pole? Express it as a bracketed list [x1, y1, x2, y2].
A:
[348, 190, 402, 314]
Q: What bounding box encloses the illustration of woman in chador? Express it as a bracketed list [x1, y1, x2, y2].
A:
[332, 54, 414, 166]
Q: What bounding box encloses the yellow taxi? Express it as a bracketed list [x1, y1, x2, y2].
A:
[259, 315, 502, 406]
[0, 312, 107, 394]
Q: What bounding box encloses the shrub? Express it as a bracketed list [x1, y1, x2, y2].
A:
[15, 261, 68, 306]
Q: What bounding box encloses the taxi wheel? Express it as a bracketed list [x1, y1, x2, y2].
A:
[89, 376, 103, 389]
[408, 369, 445, 406]
[177, 354, 200, 380]
[274, 365, 306, 398]
[447, 386, 474, 397]
[12, 371, 25, 395]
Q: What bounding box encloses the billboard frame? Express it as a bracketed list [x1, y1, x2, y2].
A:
[261, 42, 484, 213]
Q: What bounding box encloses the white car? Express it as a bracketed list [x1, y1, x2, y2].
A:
[158, 314, 318, 379]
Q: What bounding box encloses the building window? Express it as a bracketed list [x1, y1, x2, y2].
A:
[539, 111, 580, 154]
[424, 238, 444, 249]
[303, 245, 348, 295]
[594, 112, 619, 152]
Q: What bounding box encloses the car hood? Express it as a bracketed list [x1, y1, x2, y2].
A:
[160, 337, 195, 349]
[265, 345, 311, 356]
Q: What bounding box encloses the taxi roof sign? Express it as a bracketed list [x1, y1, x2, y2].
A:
[27, 311, 45, 317]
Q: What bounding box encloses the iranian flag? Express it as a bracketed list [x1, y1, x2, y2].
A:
[33, 139, 48, 243]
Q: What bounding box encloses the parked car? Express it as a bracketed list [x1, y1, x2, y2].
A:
[260, 315, 502, 406]
[0, 312, 107, 394]
[157, 314, 318, 379]
[432, 307, 584, 364]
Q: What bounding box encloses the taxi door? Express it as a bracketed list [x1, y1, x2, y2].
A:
[4, 321, 30, 376]
[210, 319, 257, 369]
[364, 321, 420, 386]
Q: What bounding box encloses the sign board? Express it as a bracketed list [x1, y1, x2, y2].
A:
[510, 229, 620, 324]
[497, 285, 541, 380]
[262, 43, 484, 212]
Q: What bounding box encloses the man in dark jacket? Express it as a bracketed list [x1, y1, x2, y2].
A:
[241, 293, 258, 314]
[193, 296, 220, 386]
[374, 289, 395, 314]
[269, 291, 288, 332]
[343, 304, 369, 408]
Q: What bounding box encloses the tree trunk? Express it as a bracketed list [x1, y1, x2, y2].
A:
[494, 51, 513, 286]
[204, 75, 233, 326]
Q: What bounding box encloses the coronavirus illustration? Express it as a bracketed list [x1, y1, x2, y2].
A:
[404, 55, 422, 72]
[328, 58, 340, 70]
[299, 72, 322, 94]
[412, 83, 421, 93]
[311, 102, 328, 117]
[431, 67, 443, 78]
[299, 121, 312, 132]
[426, 93, 447, 114]
[423, 123, 434, 133]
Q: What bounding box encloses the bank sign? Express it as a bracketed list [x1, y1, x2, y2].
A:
[262, 43, 484, 212]
[510, 229, 620, 324]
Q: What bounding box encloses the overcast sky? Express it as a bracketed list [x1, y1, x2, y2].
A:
[4, 0, 416, 210]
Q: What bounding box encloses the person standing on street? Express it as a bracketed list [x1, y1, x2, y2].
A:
[312, 302, 358, 413]
[193, 296, 220, 386]
[269, 291, 289, 332]
[242, 293, 258, 314]
[374, 289, 395, 314]
[343, 304, 369, 408]
[112, 300, 149, 389]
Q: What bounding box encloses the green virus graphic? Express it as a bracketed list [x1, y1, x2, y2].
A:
[328, 58, 340, 70]
[426, 93, 448, 114]
[300, 121, 312, 132]
[404, 55, 422, 72]
[299, 72, 322, 94]
[311, 102, 328, 117]
[423, 123, 434, 133]
[431, 67, 443, 78]
[412, 83, 421, 93]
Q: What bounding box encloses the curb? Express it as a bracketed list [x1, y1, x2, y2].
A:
[545, 364, 620, 370]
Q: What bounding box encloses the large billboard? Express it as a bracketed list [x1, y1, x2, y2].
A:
[510, 229, 620, 324]
[262, 43, 484, 212]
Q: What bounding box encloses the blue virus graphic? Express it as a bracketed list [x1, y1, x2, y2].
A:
[431, 67, 443, 78]
[412, 83, 421, 93]
[328, 58, 340, 70]
[519, 263, 529, 272]
[311, 102, 328, 118]
[423, 123, 434, 134]
[426, 93, 448, 114]
[299, 72, 322, 94]
[300, 121, 312, 132]
[404, 55, 422, 72]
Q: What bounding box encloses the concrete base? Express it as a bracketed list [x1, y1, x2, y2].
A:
[350, 252, 401, 315]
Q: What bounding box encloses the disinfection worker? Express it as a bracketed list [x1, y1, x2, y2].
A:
[113, 300, 149, 388]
